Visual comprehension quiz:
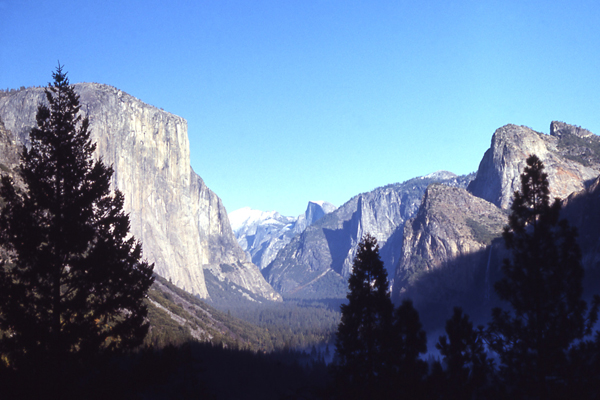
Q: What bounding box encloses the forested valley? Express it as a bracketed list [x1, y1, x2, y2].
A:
[3, 69, 600, 400]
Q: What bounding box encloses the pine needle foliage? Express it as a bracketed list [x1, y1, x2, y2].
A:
[334, 233, 393, 396]
[0, 65, 154, 368]
[487, 154, 599, 398]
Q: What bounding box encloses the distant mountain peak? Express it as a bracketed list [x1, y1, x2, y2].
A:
[421, 170, 458, 180]
[229, 201, 336, 270]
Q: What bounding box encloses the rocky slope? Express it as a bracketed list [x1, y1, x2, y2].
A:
[561, 175, 600, 274]
[391, 184, 507, 321]
[393, 121, 600, 328]
[0, 84, 279, 301]
[264, 172, 474, 299]
[229, 201, 336, 270]
[468, 122, 600, 209]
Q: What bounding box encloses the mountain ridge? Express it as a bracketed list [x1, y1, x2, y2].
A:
[230, 200, 337, 270]
[263, 172, 474, 299]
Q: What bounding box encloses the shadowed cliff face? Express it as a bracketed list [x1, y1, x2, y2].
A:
[393, 122, 600, 330]
[264, 173, 474, 299]
[468, 123, 600, 209]
[0, 84, 280, 301]
[561, 176, 600, 275]
[391, 184, 507, 304]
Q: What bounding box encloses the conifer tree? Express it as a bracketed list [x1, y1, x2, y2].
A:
[383, 299, 428, 398]
[436, 307, 492, 399]
[487, 155, 599, 399]
[0, 65, 154, 368]
[335, 233, 393, 397]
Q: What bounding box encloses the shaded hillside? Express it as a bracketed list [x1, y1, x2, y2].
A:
[561, 176, 600, 293]
[391, 184, 508, 328]
[394, 121, 600, 330]
[264, 172, 474, 299]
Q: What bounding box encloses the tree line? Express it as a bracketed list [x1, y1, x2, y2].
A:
[332, 155, 600, 400]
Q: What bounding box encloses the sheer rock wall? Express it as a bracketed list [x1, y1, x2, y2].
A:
[0, 84, 279, 300]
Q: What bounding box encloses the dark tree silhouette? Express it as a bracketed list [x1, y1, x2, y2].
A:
[487, 155, 599, 399]
[0, 65, 154, 370]
[335, 233, 393, 398]
[382, 299, 428, 399]
[436, 307, 492, 399]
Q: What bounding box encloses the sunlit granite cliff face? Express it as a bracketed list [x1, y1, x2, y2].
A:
[468, 122, 600, 209]
[391, 185, 507, 311]
[264, 172, 473, 299]
[392, 122, 600, 327]
[0, 84, 280, 301]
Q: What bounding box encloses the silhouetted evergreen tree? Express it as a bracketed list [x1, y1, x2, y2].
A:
[436, 307, 492, 399]
[0, 66, 154, 373]
[382, 299, 428, 399]
[487, 155, 599, 399]
[335, 233, 393, 398]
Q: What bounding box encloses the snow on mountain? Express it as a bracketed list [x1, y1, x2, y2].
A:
[229, 201, 336, 270]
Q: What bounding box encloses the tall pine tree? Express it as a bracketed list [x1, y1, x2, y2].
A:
[335, 233, 395, 398]
[382, 299, 428, 399]
[487, 155, 599, 399]
[0, 65, 154, 368]
[436, 307, 492, 399]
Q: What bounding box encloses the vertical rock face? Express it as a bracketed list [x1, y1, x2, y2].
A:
[0, 84, 279, 300]
[0, 117, 19, 171]
[293, 201, 338, 234]
[191, 173, 281, 301]
[393, 121, 600, 328]
[229, 200, 337, 270]
[264, 172, 474, 299]
[391, 184, 507, 307]
[561, 176, 600, 272]
[468, 123, 600, 209]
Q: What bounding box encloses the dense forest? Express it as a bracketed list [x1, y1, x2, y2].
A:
[146, 275, 341, 353]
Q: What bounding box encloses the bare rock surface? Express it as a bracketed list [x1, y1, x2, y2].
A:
[229, 200, 337, 270]
[0, 84, 279, 301]
[391, 184, 507, 306]
[264, 172, 473, 298]
[468, 123, 600, 209]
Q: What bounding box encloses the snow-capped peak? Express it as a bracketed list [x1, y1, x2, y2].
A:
[228, 207, 280, 233]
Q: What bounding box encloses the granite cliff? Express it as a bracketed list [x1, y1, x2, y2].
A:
[0, 84, 280, 301]
[561, 175, 600, 274]
[264, 172, 474, 299]
[391, 184, 507, 323]
[468, 122, 600, 209]
[229, 200, 337, 270]
[393, 121, 600, 327]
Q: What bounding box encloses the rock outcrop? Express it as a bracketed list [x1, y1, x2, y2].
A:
[229, 201, 336, 270]
[561, 176, 600, 273]
[264, 172, 474, 299]
[468, 123, 600, 209]
[0, 117, 19, 172]
[0, 84, 280, 301]
[392, 121, 600, 328]
[391, 184, 507, 308]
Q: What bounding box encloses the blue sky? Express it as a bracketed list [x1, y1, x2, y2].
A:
[1, 1, 599, 216]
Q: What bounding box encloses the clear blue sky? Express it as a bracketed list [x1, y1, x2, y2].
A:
[1, 1, 599, 216]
